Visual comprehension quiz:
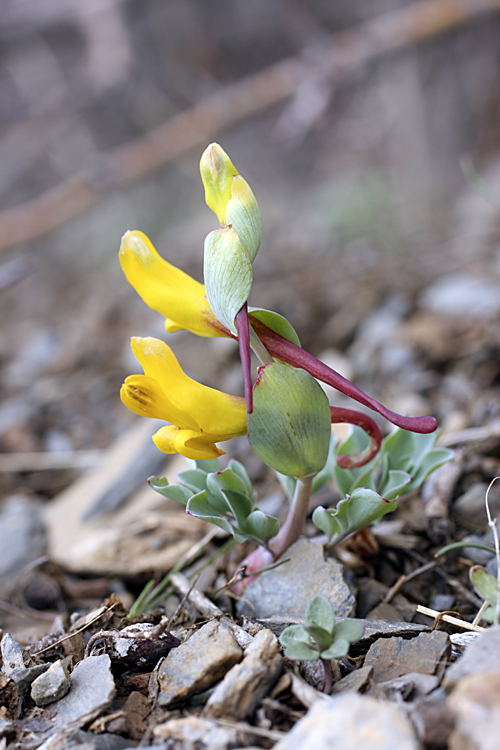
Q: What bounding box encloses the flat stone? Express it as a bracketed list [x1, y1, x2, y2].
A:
[36, 729, 133, 750]
[236, 538, 354, 619]
[153, 716, 239, 750]
[331, 665, 373, 695]
[364, 631, 450, 683]
[272, 692, 419, 750]
[444, 626, 500, 689]
[50, 655, 115, 731]
[31, 659, 71, 706]
[157, 620, 242, 707]
[448, 672, 500, 750]
[376, 672, 439, 700]
[1, 633, 25, 676]
[204, 628, 283, 719]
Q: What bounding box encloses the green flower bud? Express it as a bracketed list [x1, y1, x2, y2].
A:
[247, 363, 331, 477]
[200, 143, 263, 261]
[200, 143, 238, 225]
[204, 226, 253, 333]
[225, 175, 262, 262]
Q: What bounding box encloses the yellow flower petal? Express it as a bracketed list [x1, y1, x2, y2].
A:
[119, 230, 230, 338]
[121, 337, 247, 460]
[152, 425, 225, 460]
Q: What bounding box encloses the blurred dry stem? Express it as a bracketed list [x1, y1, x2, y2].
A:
[1, 0, 499, 252]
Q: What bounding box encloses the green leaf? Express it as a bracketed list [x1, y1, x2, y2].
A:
[245, 510, 280, 542]
[305, 595, 335, 635]
[204, 227, 253, 332]
[186, 491, 233, 535]
[312, 488, 398, 541]
[333, 620, 364, 643]
[248, 308, 301, 347]
[406, 448, 454, 492]
[194, 458, 220, 473]
[320, 638, 350, 659]
[379, 469, 412, 501]
[470, 565, 499, 606]
[311, 434, 337, 495]
[177, 469, 208, 494]
[220, 488, 254, 529]
[279, 625, 319, 661]
[147, 477, 193, 505]
[208, 466, 251, 499]
[228, 459, 254, 497]
[306, 624, 334, 651]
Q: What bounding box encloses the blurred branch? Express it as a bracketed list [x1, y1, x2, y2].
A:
[1, 0, 500, 251]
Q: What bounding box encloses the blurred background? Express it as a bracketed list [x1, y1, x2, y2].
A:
[1, 0, 500, 505]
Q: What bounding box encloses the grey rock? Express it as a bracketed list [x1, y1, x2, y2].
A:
[157, 620, 242, 707]
[420, 272, 500, 320]
[444, 626, 500, 689]
[408, 696, 455, 748]
[204, 628, 283, 719]
[376, 672, 439, 700]
[0, 495, 46, 596]
[31, 659, 71, 706]
[1, 632, 25, 676]
[36, 729, 134, 750]
[453, 482, 500, 527]
[331, 665, 373, 695]
[364, 631, 450, 683]
[272, 692, 419, 750]
[236, 538, 354, 619]
[448, 671, 500, 750]
[461, 534, 495, 565]
[50, 655, 115, 731]
[153, 716, 239, 750]
[11, 663, 49, 693]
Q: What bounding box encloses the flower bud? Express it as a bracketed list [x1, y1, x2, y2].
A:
[247, 363, 331, 478]
[200, 143, 263, 261]
[204, 226, 252, 332]
[200, 143, 238, 225]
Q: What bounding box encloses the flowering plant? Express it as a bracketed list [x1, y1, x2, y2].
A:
[120, 143, 448, 598]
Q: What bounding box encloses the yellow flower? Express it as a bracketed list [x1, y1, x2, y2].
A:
[119, 230, 231, 338]
[120, 337, 247, 460]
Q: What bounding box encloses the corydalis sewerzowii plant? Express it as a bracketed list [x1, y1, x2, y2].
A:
[279, 594, 364, 693]
[119, 142, 441, 592]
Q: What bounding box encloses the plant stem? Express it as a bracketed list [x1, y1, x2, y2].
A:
[321, 658, 333, 694]
[269, 475, 313, 559]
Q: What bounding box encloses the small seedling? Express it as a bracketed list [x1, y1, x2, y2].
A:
[279, 594, 364, 693]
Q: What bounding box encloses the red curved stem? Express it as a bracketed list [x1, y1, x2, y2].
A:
[236, 303, 253, 413]
[251, 317, 437, 434]
[330, 406, 382, 468]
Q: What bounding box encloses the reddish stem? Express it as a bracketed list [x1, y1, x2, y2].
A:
[330, 406, 382, 468]
[251, 317, 437, 434]
[235, 303, 253, 413]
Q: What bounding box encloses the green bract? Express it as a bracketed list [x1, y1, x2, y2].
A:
[204, 227, 253, 333]
[279, 595, 364, 661]
[149, 458, 280, 546]
[247, 363, 332, 478]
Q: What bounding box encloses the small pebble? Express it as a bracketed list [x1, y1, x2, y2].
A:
[31, 659, 71, 707]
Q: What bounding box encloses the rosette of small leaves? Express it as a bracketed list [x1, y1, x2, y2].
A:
[279, 595, 363, 661]
[149, 458, 280, 547]
[311, 426, 453, 544]
[334, 425, 453, 499]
